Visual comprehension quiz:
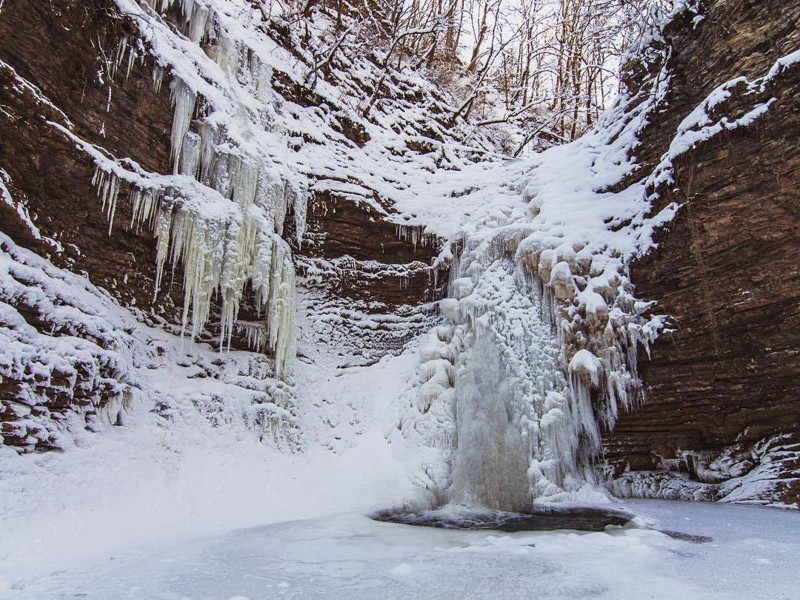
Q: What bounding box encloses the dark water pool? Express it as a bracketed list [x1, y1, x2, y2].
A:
[372, 505, 634, 532]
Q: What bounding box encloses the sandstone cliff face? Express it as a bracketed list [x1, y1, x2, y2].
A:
[0, 0, 178, 448]
[0, 1, 173, 309]
[603, 0, 800, 506]
[298, 196, 441, 367]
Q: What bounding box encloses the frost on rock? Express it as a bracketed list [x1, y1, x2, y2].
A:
[608, 433, 800, 508]
[0, 242, 131, 451]
[295, 255, 437, 368]
[645, 48, 800, 195]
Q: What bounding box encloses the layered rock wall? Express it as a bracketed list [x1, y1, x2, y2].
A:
[603, 0, 800, 505]
[0, 0, 440, 447]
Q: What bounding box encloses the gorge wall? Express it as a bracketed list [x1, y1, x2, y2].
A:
[0, 0, 446, 450]
[603, 0, 800, 506]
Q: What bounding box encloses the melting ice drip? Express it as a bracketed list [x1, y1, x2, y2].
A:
[79, 0, 307, 375]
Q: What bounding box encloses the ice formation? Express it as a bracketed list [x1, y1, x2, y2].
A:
[62, 0, 312, 375]
[423, 240, 615, 509]
[396, 225, 440, 252]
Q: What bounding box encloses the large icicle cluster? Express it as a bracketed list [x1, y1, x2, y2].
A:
[74, 0, 312, 375]
[0, 226, 302, 453]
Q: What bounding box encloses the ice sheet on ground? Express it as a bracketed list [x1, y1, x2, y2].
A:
[3, 501, 799, 599]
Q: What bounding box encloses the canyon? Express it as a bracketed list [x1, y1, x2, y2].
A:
[0, 0, 798, 528]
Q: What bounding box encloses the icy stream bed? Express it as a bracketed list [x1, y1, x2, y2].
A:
[2, 500, 798, 599]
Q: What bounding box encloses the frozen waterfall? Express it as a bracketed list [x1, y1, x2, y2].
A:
[423, 250, 592, 511]
[415, 192, 663, 509]
[448, 331, 532, 512]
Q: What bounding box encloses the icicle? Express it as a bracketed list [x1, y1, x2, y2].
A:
[152, 65, 165, 93]
[197, 122, 217, 185]
[252, 59, 272, 104]
[126, 48, 137, 81]
[205, 150, 231, 199]
[184, 2, 211, 44]
[92, 167, 120, 236]
[179, 131, 201, 178]
[397, 224, 437, 251]
[272, 179, 288, 235]
[131, 187, 297, 374]
[77, 0, 303, 378]
[230, 157, 259, 209]
[290, 183, 308, 247]
[208, 30, 238, 73]
[244, 52, 273, 105]
[169, 79, 197, 174]
[217, 215, 258, 349]
[113, 37, 128, 80]
[273, 258, 296, 375]
[180, 0, 196, 19]
[129, 187, 160, 232]
[236, 321, 269, 352]
[152, 200, 175, 296]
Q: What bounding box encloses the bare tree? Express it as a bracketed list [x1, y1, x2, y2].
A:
[252, 0, 667, 152]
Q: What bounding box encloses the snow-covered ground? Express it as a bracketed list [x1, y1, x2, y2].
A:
[2, 328, 798, 600]
[2, 496, 798, 599]
[0, 339, 422, 594]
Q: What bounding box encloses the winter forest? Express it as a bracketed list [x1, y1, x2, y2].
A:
[0, 0, 798, 598]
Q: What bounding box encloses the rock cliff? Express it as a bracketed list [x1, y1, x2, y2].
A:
[603, 0, 800, 506]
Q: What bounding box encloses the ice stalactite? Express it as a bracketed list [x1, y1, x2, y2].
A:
[170, 80, 197, 174]
[73, 0, 310, 376]
[92, 168, 121, 235]
[396, 224, 439, 252]
[185, 3, 213, 44]
[235, 321, 269, 353]
[568, 350, 603, 455]
[112, 36, 139, 83]
[140, 0, 214, 44]
[400, 31, 686, 506]
[439, 246, 588, 508]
